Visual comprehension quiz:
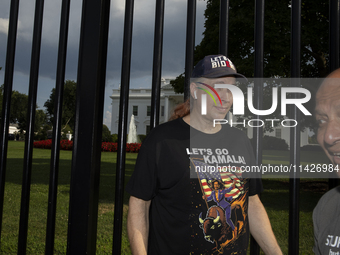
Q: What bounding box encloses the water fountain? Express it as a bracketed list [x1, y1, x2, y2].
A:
[127, 114, 140, 143]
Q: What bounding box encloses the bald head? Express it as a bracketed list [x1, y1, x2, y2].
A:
[315, 68, 340, 169]
[317, 68, 340, 100]
[327, 68, 340, 78]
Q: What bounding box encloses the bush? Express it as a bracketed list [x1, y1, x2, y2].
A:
[260, 136, 289, 150]
[33, 139, 52, 149]
[111, 134, 118, 143]
[100, 142, 141, 152]
[60, 139, 73, 150]
[110, 134, 146, 143]
[126, 143, 141, 152]
[300, 144, 323, 151]
[138, 134, 147, 143]
[33, 139, 141, 153]
[35, 124, 52, 140]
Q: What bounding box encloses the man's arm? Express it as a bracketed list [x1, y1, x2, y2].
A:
[248, 194, 283, 255]
[127, 196, 151, 255]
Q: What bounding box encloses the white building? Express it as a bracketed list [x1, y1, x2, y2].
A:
[110, 78, 183, 135]
[110, 79, 310, 147]
[8, 124, 19, 134]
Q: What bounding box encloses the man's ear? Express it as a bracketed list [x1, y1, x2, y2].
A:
[190, 82, 198, 99]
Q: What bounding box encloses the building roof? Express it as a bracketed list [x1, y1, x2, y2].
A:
[110, 77, 182, 99]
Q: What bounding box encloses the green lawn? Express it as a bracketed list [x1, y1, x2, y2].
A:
[262, 149, 330, 165]
[2, 141, 134, 254]
[0, 142, 330, 254]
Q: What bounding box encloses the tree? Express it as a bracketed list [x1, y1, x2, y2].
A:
[197, 0, 328, 78]
[44, 80, 77, 131]
[10, 90, 29, 130]
[173, 0, 329, 92]
[102, 124, 112, 142]
[172, 0, 326, 132]
[34, 109, 50, 140]
[0, 85, 47, 133]
[0, 85, 29, 131]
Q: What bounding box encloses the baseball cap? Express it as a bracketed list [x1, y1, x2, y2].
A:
[191, 54, 246, 80]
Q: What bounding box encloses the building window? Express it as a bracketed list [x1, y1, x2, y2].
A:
[147, 106, 151, 116]
[146, 125, 151, 134]
[161, 106, 165, 117]
[133, 105, 138, 116]
[275, 128, 282, 139]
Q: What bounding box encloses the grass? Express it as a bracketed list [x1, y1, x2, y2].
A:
[2, 141, 135, 254]
[262, 149, 330, 165]
[259, 179, 327, 255]
[0, 142, 331, 254]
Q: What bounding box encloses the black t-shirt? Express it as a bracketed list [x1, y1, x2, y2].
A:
[126, 118, 263, 254]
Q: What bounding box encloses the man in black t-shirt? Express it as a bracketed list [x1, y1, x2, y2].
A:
[126, 55, 282, 255]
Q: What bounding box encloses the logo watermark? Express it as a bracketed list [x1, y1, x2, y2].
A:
[200, 84, 312, 117]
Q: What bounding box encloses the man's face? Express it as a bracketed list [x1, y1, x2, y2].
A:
[315, 79, 340, 167]
[196, 77, 235, 120]
[213, 181, 219, 190]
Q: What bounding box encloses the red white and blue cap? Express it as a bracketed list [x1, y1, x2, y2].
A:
[191, 54, 246, 79]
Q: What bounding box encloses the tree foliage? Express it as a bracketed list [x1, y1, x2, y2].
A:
[44, 80, 77, 131]
[170, 73, 185, 94]
[10, 90, 29, 130]
[0, 85, 29, 130]
[0, 85, 48, 133]
[102, 124, 112, 142]
[202, 0, 328, 77]
[172, 0, 329, 91]
[171, 0, 326, 132]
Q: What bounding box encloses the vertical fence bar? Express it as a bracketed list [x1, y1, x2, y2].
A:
[66, 0, 110, 253]
[45, 0, 71, 253]
[184, 0, 196, 100]
[289, 0, 301, 254]
[329, 0, 340, 72]
[0, 0, 19, 241]
[254, 0, 265, 79]
[219, 0, 234, 126]
[250, 0, 265, 254]
[112, 0, 135, 253]
[328, 0, 340, 189]
[150, 0, 165, 129]
[219, 0, 229, 56]
[17, 0, 45, 253]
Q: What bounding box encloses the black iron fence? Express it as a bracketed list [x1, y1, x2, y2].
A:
[0, 0, 339, 254]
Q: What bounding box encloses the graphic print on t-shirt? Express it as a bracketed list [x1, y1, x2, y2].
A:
[190, 158, 248, 254]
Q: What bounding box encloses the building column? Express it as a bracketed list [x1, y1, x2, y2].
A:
[164, 96, 169, 121]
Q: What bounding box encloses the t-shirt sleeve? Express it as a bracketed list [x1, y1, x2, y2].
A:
[125, 133, 159, 201]
[248, 178, 263, 196]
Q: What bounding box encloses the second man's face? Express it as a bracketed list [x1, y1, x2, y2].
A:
[315, 80, 340, 168]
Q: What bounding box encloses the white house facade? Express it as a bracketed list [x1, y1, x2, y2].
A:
[110, 79, 310, 147]
[8, 124, 19, 134]
[110, 78, 183, 135]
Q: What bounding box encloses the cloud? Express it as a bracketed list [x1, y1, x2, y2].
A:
[0, 18, 9, 35]
[0, 0, 207, 131]
[1, 0, 206, 81]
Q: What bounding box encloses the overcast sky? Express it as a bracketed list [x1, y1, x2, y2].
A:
[0, 0, 207, 129]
